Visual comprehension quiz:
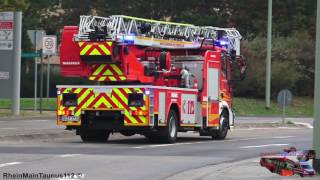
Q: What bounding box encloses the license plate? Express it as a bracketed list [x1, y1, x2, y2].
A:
[60, 116, 79, 122]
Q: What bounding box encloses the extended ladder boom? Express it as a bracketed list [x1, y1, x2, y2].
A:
[76, 15, 242, 53]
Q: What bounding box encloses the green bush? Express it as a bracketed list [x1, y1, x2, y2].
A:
[233, 32, 315, 98]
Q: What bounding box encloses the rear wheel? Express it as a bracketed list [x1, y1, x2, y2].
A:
[120, 131, 136, 137]
[80, 130, 110, 142]
[212, 110, 229, 140]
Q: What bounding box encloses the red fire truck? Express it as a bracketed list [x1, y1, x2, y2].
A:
[57, 15, 246, 143]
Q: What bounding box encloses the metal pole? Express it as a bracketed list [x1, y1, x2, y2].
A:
[313, 0, 320, 172]
[40, 53, 44, 114]
[282, 92, 286, 125]
[34, 31, 37, 111]
[46, 55, 50, 98]
[12, 12, 22, 116]
[266, 0, 272, 109]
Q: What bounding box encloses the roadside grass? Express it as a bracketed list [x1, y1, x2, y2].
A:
[0, 98, 56, 110]
[233, 97, 313, 117]
[0, 97, 314, 117]
[0, 109, 56, 118]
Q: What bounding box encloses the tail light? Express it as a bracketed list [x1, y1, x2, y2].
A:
[62, 93, 78, 107]
[128, 93, 144, 107]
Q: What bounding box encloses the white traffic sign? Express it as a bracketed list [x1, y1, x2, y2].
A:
[0, 12, 13, 21]
[42, 35, 57, 55]
[0, 12, 13, 50]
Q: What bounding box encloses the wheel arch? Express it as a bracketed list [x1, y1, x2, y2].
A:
[168, 103, 180, 126]
[220, 100, 233, 128]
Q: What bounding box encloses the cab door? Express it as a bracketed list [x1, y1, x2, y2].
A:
[206, 60, 220, 128]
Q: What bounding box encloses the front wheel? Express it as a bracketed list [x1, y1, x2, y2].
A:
[212, 110, 229, 140]
[148, 110, 178, 143]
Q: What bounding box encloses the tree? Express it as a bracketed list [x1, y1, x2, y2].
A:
[0, 0, 28, 11]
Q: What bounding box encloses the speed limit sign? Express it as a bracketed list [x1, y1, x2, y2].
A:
[42, 35, 57, 55]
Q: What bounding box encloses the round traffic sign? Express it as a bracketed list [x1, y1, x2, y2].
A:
[277, 89, 293, 107]
[44, 38, 54, 49]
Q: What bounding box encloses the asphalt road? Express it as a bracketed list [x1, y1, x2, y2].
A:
[0, 125, 312, 180]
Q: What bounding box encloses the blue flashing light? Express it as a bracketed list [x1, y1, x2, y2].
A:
[214, 40, 229, 48]
[123, 35, 135, 44]
[214, 37, 229, 48]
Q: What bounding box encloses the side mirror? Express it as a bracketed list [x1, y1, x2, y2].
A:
[230, 50, 236, 61]
[229, 55, 247, 81]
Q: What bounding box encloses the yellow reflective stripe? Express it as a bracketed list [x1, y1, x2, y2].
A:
[89, 48, 101, 55]
[113, 88, 129, 104]
[93, 64, 105, 76]
[110, 95, 137, 123]
[88, 76, 95, 80]
[98, 76, 107, 81]
[119, 76, 126, 80]
[80, 44, 92, 55]
[98, 96, 112, 108]
[111, 64, 123, 75]
[134, 88, 143, 93]
[107, 42, 113, 46]
[74, 89, 94, 115]
[83, 93, 95, 108]
[138, 116, 146, 122]
[78, 42, 84, 47]
[98, 44, 111, 55]
[103, 69, 113, 76]
[77, 89, 91, 105]
[74, 88, 82, 93]
[109, 76, 117, 81]
[113, 88, 137, 111]
[62, 88, 68, 93]
[68, 107, 76, 111]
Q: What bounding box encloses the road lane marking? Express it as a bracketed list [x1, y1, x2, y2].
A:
[0, 162, 22, 168]
[240, 143, 289, 149]
[238, 138, 258, 141]
[25, 120, 50, 122]
[132, 136, 296, 149]
[272, 136, 295, 139]
[132, 141, 208, 149]
[58, 154, 81, 158]
[132, 138, 266, 149]
[236, 127, 302, 131]
[277, 127, 300, 129]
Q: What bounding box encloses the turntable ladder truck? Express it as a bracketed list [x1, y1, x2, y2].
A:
[57, 15, 246, 143]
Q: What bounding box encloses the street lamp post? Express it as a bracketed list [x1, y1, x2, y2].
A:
[313, 0, 320, 172]
[266, 0, 272, 109]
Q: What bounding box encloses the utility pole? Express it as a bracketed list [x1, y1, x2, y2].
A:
[266, 0, 272, 109]
[12, 12, 22, 115]
[34, 31, 37, 111]
[313, 0, 320, 172]
[46, 55, 50, 98]
[39, 52, 44, 114]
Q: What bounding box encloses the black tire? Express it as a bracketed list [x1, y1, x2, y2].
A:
[212, 110, 229, 140]
[120, 131, 136, 137]
[80, 130, 110, 142]
[161, 110, 178, 143]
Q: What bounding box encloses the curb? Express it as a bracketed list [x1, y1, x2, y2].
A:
[234, 123, 307, 129]
[292, 122, 314, 129]
[164, 157, 319, 180]
[0, 131, 74, 142]
[0, 116, 55, 121]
